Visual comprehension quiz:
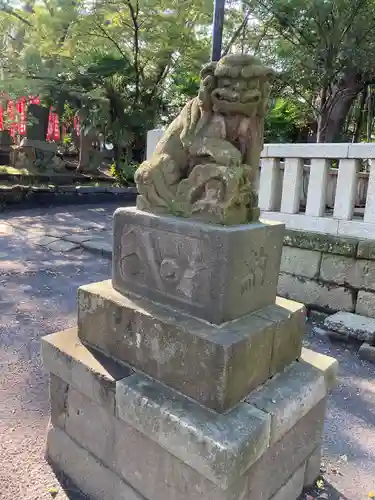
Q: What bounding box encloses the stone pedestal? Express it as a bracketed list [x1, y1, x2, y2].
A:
[42, 207, 338, 500]
[12, 138, 64, 171]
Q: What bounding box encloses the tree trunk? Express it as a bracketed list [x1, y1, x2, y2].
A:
[317, 73, 364, 142]
[353, 85, 368, 143]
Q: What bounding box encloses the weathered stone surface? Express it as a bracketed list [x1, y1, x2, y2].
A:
[357, 240, 375, 260]
[47, 239, 80, 252]
[61, 233, 93, 243]
[277, 273, 354, 312]
[113, 416, 248, 500]
[112, 207, 284, 324]
[358, 343, 375, 363]
[52, 377, 323, 500]
[82, 238, 113, 256]
[246, 360, 326, 445]
[280, 247, 321, 279]
[52, 380, 249, 500]
[35, 235, 59, 247]
[46, 427, 143, 500]
[300, 348, 338, 391]
[42, 328, 131, 414]
[12, 137, 65, 171]
[116, 373, 271, 489]
[49, 373, 68, 428]
[47, 352, 328, 500]
[283, 230, 357, 257]
[356, 290, 375, 318]
[269, 463, 306, 500]
[78, 281, 302, 412]
[304, 447, 322, 488]
[320, 253, 375, 291]
[324, 311, 375, 343]
[245, 399, 326, 500]
[135, 54, 274, 224]
[254, 296, 305, 375]
[319, 254, 356, 285]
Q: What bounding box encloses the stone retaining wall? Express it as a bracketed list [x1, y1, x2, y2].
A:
[0, 185, 137, 210]
[277, 229, 375, 317]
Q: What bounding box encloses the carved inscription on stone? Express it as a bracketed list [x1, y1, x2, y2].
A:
[240, 247, 268, 295]
[118, 225, 210, 305]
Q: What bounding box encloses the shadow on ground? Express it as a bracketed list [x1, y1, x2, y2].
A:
[300, 478, 352, 499]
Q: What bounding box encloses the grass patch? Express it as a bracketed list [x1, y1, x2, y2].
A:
[0, 165, 30, 175]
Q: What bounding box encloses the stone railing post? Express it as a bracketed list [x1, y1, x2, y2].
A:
[364, 161, 375, 223]
[258, 157, 281, 211]
[280, 158, 304, 214]
[146, 129, 164, 160]
[333, 159, 359, 220]
[305, 158, 330, 217]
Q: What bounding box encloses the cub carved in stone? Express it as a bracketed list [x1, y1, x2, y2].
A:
[135, 54, 275, 224]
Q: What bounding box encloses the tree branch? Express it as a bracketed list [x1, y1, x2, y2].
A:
[222, 10, 251, 56]
[93, 20, 128, 60]
[0, 5, 33, 27]
[125, 0, 140, 103]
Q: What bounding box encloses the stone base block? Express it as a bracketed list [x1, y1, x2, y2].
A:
[300, 348, 339, 392]
[43, 328, 337, 500]
[270, 463, 306, 500]
[112, 207, 284, 324]
[77, 280, 305, 412]
[46, 427, 143, 500]
[277, 273, 354, 312]
[41, 328, 132, 414]
[304, 446, 322, 488]
[356, 290, 375, 318]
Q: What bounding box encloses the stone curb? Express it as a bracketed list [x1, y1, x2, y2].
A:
[324, 311, 375, 344]
[0, 186, 137, 212]
[79, 239, 113, 257]
[312, 313, 375, 365]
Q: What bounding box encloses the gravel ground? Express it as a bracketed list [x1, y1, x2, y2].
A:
[0, 204, 119, 500]
[1, 203, 375, 500]
[303, 323, 375, 500]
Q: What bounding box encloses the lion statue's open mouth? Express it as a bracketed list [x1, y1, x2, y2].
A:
[210, 88, 262, 115]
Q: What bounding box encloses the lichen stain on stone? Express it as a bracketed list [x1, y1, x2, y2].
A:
[79, 292, 103, 315]
[150, 335, 179, 366]
[134, 54, 274, 225]
[136, 332, 142, 349]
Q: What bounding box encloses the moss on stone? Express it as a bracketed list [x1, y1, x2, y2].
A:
[357, 241, 375, 261]
[283, 230, 357, 257]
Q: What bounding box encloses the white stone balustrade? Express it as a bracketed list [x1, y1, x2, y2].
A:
[146, 129, 375, 240]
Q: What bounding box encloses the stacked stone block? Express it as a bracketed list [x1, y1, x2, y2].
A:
[42, 207, 338, 500]
[278, 229, 375, 316]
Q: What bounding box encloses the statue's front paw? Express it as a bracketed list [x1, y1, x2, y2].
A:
[134, 165, 151, 186]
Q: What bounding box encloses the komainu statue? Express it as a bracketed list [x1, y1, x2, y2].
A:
[135, 54, 275, 225]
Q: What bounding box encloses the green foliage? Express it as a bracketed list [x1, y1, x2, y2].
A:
[63, 133, 72, 145]
[110, 157, 138, 186]
[244, 0, 375, 141]
[3, 0, 375, 145]
[264, 98, 308, 143]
